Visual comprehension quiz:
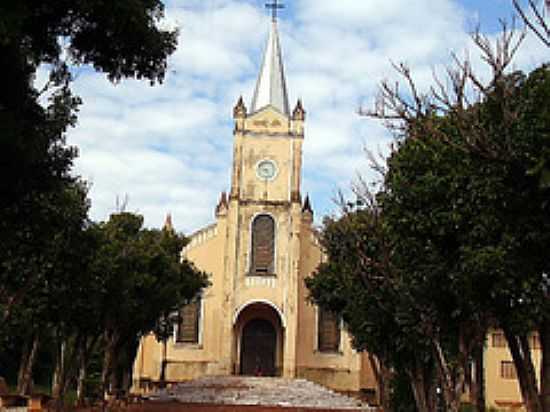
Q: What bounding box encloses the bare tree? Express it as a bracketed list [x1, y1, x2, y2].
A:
[513, 0, 550, 47]
[361, 22, 526, 160]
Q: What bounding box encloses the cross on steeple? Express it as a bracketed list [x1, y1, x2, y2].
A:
[266, 0, 284, 22]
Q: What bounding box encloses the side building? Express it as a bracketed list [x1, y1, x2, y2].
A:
[484, 330, 542, 410]
[132, 15, 377, 397]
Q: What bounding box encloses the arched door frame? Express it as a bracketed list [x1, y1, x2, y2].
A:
[232, 300, 285, 376]
[233, 299, 286, 328]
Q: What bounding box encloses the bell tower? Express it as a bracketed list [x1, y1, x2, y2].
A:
[230, 17, 305, 205]
[219, 4, 309, 377]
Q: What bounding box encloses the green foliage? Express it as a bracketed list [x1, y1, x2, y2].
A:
[0, 0, 185, 399]
[90, 212, 209, 393]
[93, 212, 208, 339]
[307, 64, 550, 412]
[0, 0, 178, 329]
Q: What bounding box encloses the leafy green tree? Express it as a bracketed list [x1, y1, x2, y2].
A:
[306, 199, 438, 412]
[0, 179, 91, 395]
[91, 212, 208, 396]
[311, 26, 549, 412]
[0, 0, 178, 326]
[364, 27, 550, 412]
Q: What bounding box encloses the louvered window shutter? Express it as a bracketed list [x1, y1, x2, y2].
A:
[318, 308, 340, 352]
[251, 215, 275, 275]
[177, 299, 200, 343]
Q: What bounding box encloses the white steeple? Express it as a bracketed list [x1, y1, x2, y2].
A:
[250, 20, 290, 116]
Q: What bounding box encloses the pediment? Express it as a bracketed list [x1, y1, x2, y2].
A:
[246, 106, 290, 134]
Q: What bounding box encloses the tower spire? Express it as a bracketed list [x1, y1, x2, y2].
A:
[250, 2, 290, 116]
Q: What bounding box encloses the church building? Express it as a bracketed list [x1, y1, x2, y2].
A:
[132, 9, 377, 395]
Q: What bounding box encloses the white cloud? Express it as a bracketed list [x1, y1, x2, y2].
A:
[61, 0, 548, 233]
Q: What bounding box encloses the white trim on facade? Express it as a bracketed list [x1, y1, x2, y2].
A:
[233, 299, 287, 329]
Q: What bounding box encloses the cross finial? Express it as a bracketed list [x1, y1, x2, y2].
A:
[266, 0, 284, 22]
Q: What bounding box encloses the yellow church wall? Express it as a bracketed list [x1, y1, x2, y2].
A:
[294, 222, 368, 393]
[133, 333, 162, 384]
[171, 222, 226, 373]
[238, 136, 295, 202]
[135, 220, 229, 383]
[229, 205, 298, 318]
[234, 107, 302, 205]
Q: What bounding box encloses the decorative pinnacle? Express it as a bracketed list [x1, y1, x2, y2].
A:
[163, 213, 174, 233]
[233, 96, 247, 118]
[302, 194, 313, 215]
[216, 192, 228, 216]
[266, 0, 284, 22]
[293, 99, 305, 121]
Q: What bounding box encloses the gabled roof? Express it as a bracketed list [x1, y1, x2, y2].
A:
[250, 21, 290, 117]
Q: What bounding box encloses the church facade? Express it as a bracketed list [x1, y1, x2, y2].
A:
[132, 16, 376, 395]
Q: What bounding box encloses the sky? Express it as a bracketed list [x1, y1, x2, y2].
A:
[57, 0, 549, 234]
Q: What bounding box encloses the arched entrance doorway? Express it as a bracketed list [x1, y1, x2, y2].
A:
[233, 301, 284, 376]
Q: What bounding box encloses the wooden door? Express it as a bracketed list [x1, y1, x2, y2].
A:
[240, 318, 276, 376]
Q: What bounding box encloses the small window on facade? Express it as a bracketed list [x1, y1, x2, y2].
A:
[177, 298, 201, 344]
[492, 332, 507, 348]
[250, 214, 275, 275]
[501, 361, 517, 379]
[318, 308, 340, 352]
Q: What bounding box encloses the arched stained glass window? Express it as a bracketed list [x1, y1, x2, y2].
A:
[250, 214, 275, 275]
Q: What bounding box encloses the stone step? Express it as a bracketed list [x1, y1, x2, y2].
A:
[144, 376, 374, 411]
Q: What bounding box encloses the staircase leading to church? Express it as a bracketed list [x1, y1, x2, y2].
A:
[138, 376, 374, 411]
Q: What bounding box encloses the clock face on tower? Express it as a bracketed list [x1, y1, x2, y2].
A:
[256, 159, 277, 180]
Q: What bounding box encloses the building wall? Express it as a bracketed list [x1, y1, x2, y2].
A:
[295, 219, 370, 392]
[484, 330, 542, 410]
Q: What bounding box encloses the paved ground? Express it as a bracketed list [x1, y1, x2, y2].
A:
[143, 376, 373, 411]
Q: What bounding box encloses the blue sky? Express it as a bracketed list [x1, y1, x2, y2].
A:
[53, 0, 549, 234]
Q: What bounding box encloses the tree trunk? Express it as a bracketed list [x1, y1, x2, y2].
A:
[17, 333, 39, 395]
[504, 328, 542, 412]
[367, 353, 393, 412]
[432, 337, 466, 412]
[159, 339, 167, 386]
[122, 365, 132, 395]
[52, 340, 66, 399]
[52, 334, 83, 402]
[408, 373, 433, 412]
[76, 335, 100, 405]
[101, 330, 119, 399]
[76, 353, 88, 405]
[540, 321, 550, 412]
[472, 344, 486, 412]
[407, 360, 436, 412]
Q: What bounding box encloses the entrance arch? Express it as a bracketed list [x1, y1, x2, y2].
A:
[233, 301, 284, 376]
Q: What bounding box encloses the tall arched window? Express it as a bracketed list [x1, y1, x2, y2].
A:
[250, 214, 275, 275]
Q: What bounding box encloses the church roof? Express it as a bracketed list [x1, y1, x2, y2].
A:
[250, 20, 290, 116]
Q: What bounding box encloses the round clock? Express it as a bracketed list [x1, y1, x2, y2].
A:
[257, 159, 277, 180]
